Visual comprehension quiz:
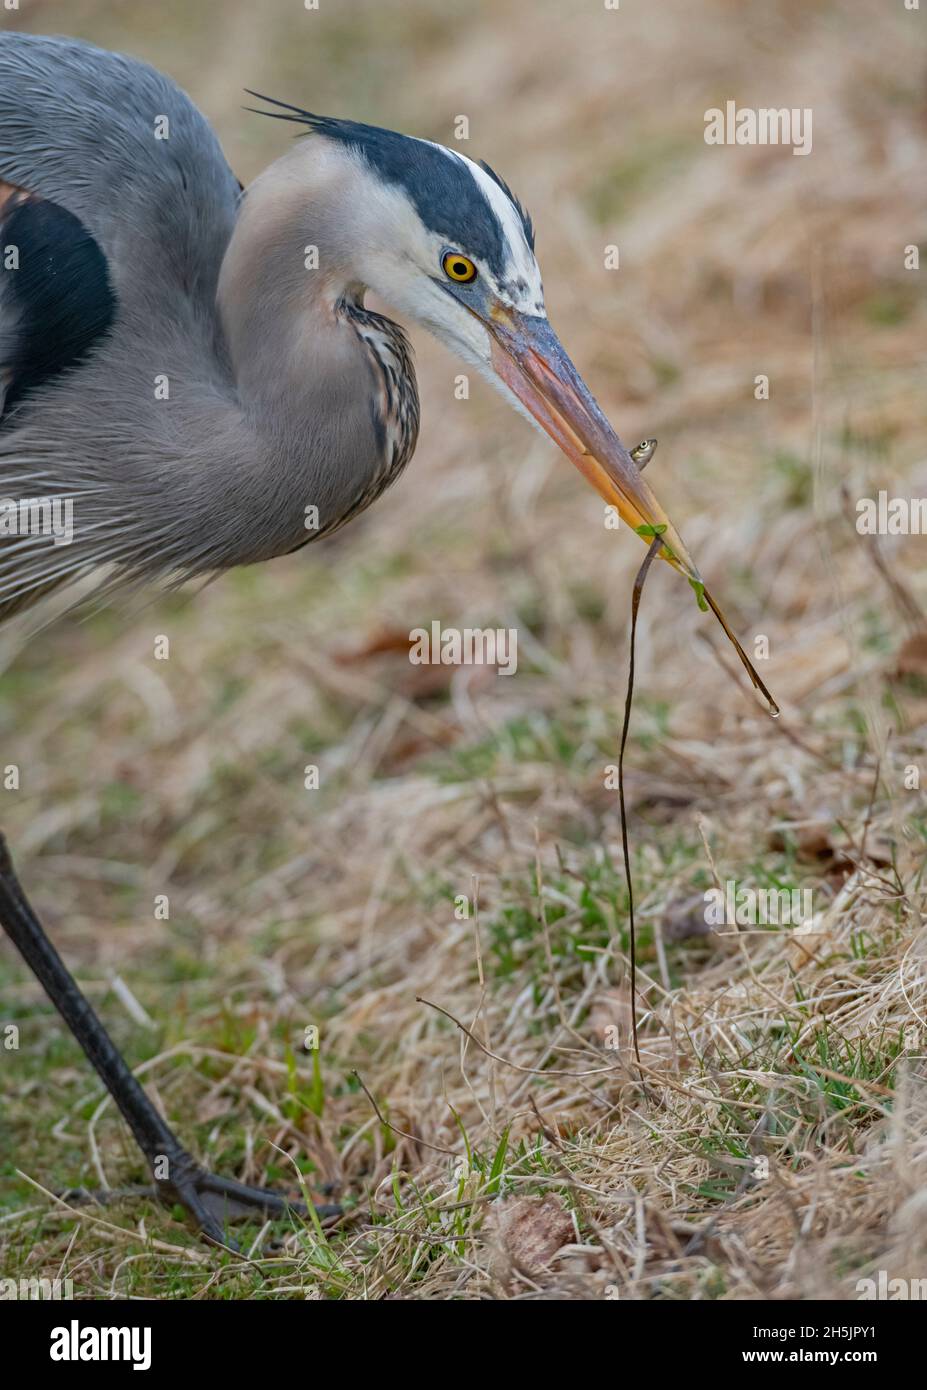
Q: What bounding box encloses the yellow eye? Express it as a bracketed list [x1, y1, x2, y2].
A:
[442, 252, 477, 284]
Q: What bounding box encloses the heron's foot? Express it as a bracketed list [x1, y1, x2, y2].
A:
[63, 1167, 339, 1250]
[172, 1168, 339, 1239]
[61, 1140, 342, 1248]
[154, 1151, 340, 1250]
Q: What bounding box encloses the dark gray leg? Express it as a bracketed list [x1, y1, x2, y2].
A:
[0, 833, 338, 1248]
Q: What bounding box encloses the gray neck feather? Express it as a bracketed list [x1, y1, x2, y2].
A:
[0, 155, 418, 619]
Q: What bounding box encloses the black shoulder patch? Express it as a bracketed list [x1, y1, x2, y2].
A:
[0, 193, 116, 420]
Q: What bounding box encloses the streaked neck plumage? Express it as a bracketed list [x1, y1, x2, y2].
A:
[216, 152, 419, 551]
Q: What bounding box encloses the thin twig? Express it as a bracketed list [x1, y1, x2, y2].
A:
[617, 534, 663, 1066]
[416, 997, 619, 1078]
[353, 1069, 458, 1156]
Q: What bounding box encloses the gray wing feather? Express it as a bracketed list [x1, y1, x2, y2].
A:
[0, 35, 243, 624]
[0, 33, 241, 309]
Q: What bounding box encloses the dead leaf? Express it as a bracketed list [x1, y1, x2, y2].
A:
[333, 627, 412, 663]
[769, 814, 851, 864]
[662, 893, 715, 942]
[895, 632, 927, 680]
[487, 1195, 573, 1279]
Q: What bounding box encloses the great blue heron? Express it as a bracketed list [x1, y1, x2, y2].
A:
[0, 33, 774, 1247]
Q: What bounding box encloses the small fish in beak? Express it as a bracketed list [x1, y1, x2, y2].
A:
[487, 309, 779, 716]
[630, 439, 657, 469]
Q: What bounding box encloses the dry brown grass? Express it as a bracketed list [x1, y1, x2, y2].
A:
[1, 0, 925, 1299]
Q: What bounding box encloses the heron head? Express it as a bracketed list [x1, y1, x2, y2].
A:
[247, 101, 701, 581]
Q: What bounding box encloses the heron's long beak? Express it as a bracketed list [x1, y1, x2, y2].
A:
[488, 312, 702, 585]
[485, 309, 779, 716]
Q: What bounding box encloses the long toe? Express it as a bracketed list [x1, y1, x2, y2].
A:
[158, 1165, 341, 1241]
[167, 1178, 240, 1251]
[197, 1172, 342, 1222]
